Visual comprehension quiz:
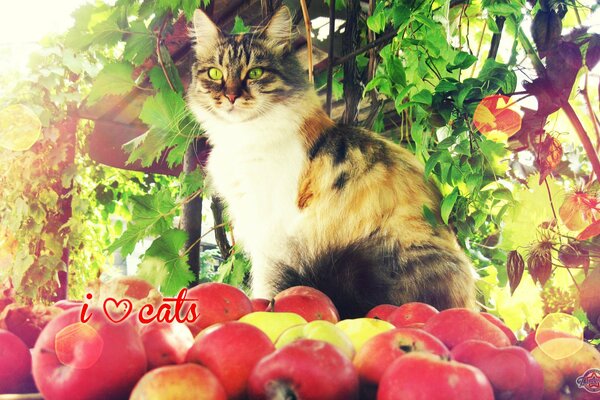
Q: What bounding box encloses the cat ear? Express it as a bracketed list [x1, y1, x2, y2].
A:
[191, 9, 221, 50]
[264, 7, 293, 54]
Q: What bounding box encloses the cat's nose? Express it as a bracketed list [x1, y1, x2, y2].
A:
[225, 93, 238, 104]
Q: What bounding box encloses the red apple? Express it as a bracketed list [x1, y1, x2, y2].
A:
[0, 329, 32, 393]
[480, 312, 518, 345]
[271, 286, 340, 323]
[423, 308, 511, 349]
[366, 304, 398, 320]
[387, 302, 439, 328]
[53, 300, 83, 311]
[251, 298, 271, 312]
[248, 339, 359, 400]
[184, 282, 253, 336]
[451, 339, 543, 400]
[520, 329, 579, 352]
[140, 321, 194, 369]
[130, 363, 227, 400]
[32, 306, 147, 400]
[271, 294, 339, 323]
[354, 328, 450, 386]
[186, 321, 275, 399]
[0, 304, 63, 347]
[378, 352, 494, 400]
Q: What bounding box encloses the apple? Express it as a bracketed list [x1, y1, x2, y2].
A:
[238, 311, 306, 342]
[423, 308, 511, 349]
[251, 298, 271, 312]
[336, 318, 395, 352]
[0, 304, 63, 347]
[378, 352, 494, 400]
[366, 304, 398, 320]
[451, 339, 543, 400]
[95, 275, 156, 301]
[354, 327, 450, 386]
[186, 321, 275, 399]
[248, 339, 359, 400]
[520, 329, 579, 352]
[387, 302, 439, 328]
[275, 320, 355, 359]
[270, 286, 339, 323]
[32, 306, 147, 400]
[531, 338, 600, 399]
[53, 300, 83, 311]
[480, 312, 518, 345]
[140, 321, 194, 370]
[0, 329, 32, 393]
[184, 282, 253, 336]
[130, 363, 227, 400]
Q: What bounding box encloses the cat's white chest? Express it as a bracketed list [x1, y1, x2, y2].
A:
[205, 112, 306, 264]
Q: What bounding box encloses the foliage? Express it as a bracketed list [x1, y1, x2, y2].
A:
[1, 0, 599, 337]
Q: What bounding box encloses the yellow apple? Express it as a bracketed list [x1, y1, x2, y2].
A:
[531, 338, 600, 399]
[336, 318, 395, 352]
[275, 320, 355, 359]
[130, 364, 226, 400]
[238, 311, 307, 342]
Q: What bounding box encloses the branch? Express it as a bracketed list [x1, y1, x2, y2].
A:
[210, 196, 233, 260]
[487, 16, 505, 60]
[156, 13, 176, 92]
[299, 0, 314, 82]
[325, 0, 336, 115]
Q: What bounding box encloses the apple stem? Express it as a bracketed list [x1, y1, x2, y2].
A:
[266, 381, 298, 400]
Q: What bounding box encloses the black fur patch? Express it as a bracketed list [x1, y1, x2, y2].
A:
[333, 172, 349, 190]
[270, 238, 474, 319]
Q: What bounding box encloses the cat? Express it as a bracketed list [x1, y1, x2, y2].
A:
[187, 7, 476, 318]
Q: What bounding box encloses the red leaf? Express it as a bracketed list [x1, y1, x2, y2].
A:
[577, 220, 600, 241]
[473, 95, 522, 142]
[560, 191, 600, 231]
[536, 134, 563, 183]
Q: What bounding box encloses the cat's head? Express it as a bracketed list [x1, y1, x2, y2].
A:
[187, 8, 308, 124]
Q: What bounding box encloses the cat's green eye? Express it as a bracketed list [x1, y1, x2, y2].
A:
[208, 68, 223, 80]
[248, 68, 264, 80]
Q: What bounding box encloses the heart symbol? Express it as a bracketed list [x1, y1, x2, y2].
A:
[103, 298, 133, 323]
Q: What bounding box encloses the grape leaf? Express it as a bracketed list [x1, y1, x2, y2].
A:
[142, 229, 194, 296]
[440, 187, 459, 224]
[123, 21, 155, 66]
[87, 63, 135, 104]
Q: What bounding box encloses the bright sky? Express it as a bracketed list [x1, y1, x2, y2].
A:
[0, 0, 91, 73]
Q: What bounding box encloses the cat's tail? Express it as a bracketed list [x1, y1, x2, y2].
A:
[270, 239, 476, 319]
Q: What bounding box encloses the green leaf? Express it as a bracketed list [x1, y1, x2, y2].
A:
[367, 12, 387, 33]
[448, 51, 478, 72]
[231, 16, 250, 34]
[143, 229, 194, 296]
[386, 57, 406, 86]
[123, 21, 154, 66]
[181, 0, 203, 20]
[440, 187, 459, 224]
[487, 3, 522, 17]
[107, 189, 177, 256]
[412, 89, 432, 105]
[87, 63, 135, 104]
[423, 205, 439, 228]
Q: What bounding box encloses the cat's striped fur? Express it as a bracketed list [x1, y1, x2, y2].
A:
[187, 8, 476, 318]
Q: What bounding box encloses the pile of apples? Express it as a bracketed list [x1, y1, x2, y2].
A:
[1, 277, 600, 400]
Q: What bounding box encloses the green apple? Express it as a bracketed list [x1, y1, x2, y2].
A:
[275, 320, 355, 359]
[336, 318, 395, 352]
[238, 312, 307, 342]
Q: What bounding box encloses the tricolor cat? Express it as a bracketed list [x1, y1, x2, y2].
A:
[187, 8, 476, 318]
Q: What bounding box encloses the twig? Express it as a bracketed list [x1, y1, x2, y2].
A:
[156, 13, 176, 92]
[487, 16, 505, 60]
[582, 73, 600, 150]
[325, 0, 336, 115]
[299, 0, 314, 82]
